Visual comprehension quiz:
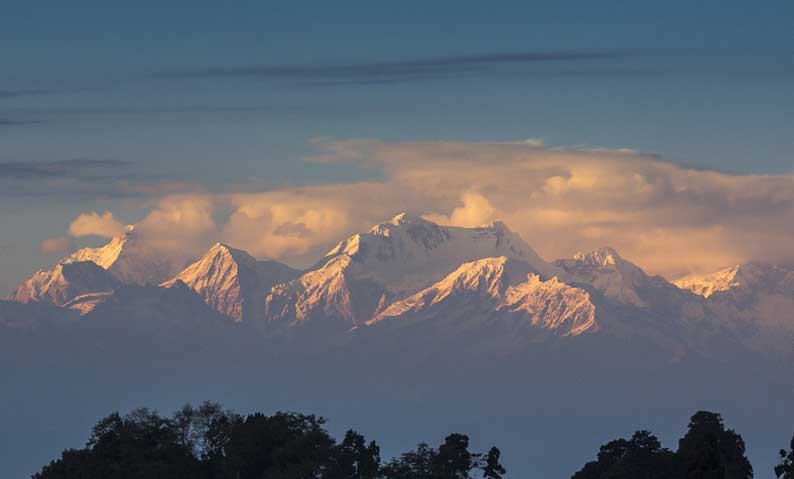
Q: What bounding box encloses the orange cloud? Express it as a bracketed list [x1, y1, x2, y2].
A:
[135, 194, 219, 260]
[53, 140, 794, 278]
[68, 211, 125, 238]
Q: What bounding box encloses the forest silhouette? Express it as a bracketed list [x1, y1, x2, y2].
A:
[33, 403, 794, 479]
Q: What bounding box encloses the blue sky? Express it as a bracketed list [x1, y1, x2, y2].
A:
[1, 1, 793, 294]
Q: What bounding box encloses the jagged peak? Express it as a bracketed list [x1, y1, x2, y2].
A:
[572, 246, 623, 267]
[427, 256, 540, 298]
[672, 261, 777, 298]
[167, 244, 253, 286]
[369, 212, 436, 235]
[388, 211, 412, 225]
[203, 242, 255, 263]
[381, 213, 513, 234]
[312, 212, 557, 286]
[9, 260, 118, 305]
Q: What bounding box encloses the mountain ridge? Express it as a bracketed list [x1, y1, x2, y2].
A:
[6, 213, 794, 359]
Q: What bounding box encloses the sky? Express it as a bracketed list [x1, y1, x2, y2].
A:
[1, 1, 793, 295]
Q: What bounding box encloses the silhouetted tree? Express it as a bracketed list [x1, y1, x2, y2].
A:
[327, 430, 381, 479]
[224, 411, 334, 479]
[173, 401, 238, 478]
[34, 408, 200, 479]
[482, 447, 506, 479]
[380, 442, 436, 479]
[431, 433, 474, 479]
[677, 411, 753, 479]
[775, 436, 794, 479]
[35, 404, 511, 479]
[571, 430, 675, 479]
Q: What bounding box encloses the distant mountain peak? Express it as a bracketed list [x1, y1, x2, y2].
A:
[673, 261, 781, 298]
[572, 246, 623, 267]
[370, 255, 598, 338]
[205, 242, 256, 264]
[63, 231, 175, 285]
[9, 260, 119, 306]
[386, 211, 416, 226]
[266, 214, 561, 329]
[163, 243, 298, 322]
[556, 247, 686, 308]
[366, 213, 448, 250]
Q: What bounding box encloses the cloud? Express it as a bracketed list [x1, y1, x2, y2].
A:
[298, 139, 794, 277]
[40, 236, 73, 254]
[54, 196, 219, 268]
[221, 184, 401, 261]
[0, 158, 139, 198]
[68, 211, 125, 239]
[159, 50, 626, 86]
[424, 191, 496, 227]
[134, 194, 220, 260]
[0, 158, 200, 199]
[50, 139, 794, 278]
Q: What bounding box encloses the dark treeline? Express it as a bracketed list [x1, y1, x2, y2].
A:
[33, 402, 505, 479]
[572, 411, 794, 479]
[33, 404, 794, 479]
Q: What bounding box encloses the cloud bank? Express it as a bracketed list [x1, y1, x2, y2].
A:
[53, 140, 794, 278]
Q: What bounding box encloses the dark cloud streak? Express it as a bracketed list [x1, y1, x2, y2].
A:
[158, 49, 629, 85]
[0, 118, 44, 126]
[0, 158, 202, 200]
[0, 89, 50, 99]
[0, 159, 131, 180]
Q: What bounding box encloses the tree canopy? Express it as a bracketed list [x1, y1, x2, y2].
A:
[32, 404, 790, 479]
[34, 402, 504, 479]
[776, 435, 794, 479]
[571, 411, 757, 479]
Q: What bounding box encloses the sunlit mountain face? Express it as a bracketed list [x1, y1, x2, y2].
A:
[8, 213, 792, 358]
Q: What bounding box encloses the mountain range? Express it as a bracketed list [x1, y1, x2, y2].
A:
[4, 212, 792, 359]
[4, 212, 794, 479]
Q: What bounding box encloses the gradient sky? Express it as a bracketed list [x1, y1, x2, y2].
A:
[1, 1, 793, 294]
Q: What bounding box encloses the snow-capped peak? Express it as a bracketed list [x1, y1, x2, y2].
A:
[369, 255, 598, 337]
[63, 230, 175, 285]
[206, 242, 257, 266]
[386, 211, 413, 226]
[8, 261, 119, 306]
[322, 213, 559, 291]
[673, 262, 789, 298]
[163, 242, 298, 322]
[555, 246, 681, 308]
[421, 256, 533, 302]
[572, 246, 623, 267]
[265, 214, 563, 329]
